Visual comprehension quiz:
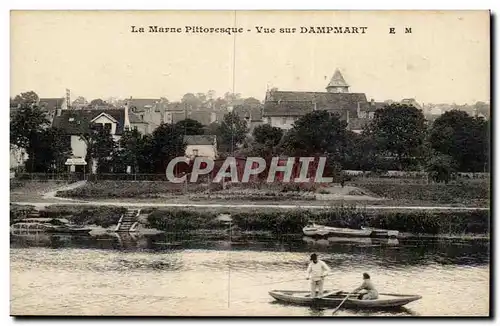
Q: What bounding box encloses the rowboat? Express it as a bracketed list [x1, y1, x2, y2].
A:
[11, 219, 91, 235]
[361, 226, 400, 238]
[269, 290, 422, 309]
[46, 226, 92, 235]
[302, 223, 372, 237]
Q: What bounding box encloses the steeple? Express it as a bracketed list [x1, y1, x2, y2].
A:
[326, 69, 349, 93]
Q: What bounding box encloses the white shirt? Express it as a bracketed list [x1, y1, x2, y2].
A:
[306, 260, 331, 281]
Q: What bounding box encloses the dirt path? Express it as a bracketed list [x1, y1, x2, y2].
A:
[42, 181, 87, 201]
[11, 200, 489, 211]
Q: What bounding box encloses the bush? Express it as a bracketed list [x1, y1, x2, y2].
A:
[146, 209, 222, 232]
[40, 205, 127, 227]
[10, 204, 35, 224]
[351, 181, 489, 205]
[146, 206, 489, 235]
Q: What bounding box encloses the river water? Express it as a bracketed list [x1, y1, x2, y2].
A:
[10, 232, 490, 317]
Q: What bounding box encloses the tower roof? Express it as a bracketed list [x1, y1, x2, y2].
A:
[326, 69, 349, 88]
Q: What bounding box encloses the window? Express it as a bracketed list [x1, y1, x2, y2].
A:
[193, 149, 199, 157]
[104, 123, 112, 132]
[282, 117, 287, 125]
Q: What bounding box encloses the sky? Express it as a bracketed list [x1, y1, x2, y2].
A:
[10, 10, 490, 104]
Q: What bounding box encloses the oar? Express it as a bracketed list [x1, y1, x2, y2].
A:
[331, 290, 357, 315]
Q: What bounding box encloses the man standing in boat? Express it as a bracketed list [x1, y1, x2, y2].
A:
[306, 253, 332, 298]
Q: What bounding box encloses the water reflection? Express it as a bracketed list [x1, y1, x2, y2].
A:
[10, 231, 490, 316]
[10, 231, 490, 267]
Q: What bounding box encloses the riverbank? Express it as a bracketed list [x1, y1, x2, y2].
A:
[11, 204, 490, 237]
[50, 179, 490, 208]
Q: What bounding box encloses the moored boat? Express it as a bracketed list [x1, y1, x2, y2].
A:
[268, 290, 422, 309]
[361, 227, 400, 238]
[45, 226, 92, 234]
[10, 222, 58, 233]
[302, 223, 372, 238]
[10, 218, 91, 235]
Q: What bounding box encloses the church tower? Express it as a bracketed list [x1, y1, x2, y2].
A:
[326, 69, 350, 93]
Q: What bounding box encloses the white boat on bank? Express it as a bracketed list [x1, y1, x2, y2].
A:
[361, 226, 400, 238]
[302, 223, 372, 237]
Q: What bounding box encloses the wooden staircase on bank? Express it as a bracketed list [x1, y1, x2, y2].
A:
[115, 209, 141, 233]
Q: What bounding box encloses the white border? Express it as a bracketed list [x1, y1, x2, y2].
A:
[3, 1, 498, 326]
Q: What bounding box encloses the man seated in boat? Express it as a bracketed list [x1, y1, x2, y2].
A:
[306, 253, 332, 298]
[353, 273, 379, 300]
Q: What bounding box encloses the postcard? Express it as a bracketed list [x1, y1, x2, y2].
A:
[10, 10, 490, 317]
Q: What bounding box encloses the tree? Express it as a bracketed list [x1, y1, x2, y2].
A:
[10, 105, 49, 149]
[90, 128, 116, 173]
[223, 92, 242, 106]
[474, 101, 490, 117]
[280, 111, 348, 179]
[282, 110, 347, 158]
[425, 151, 458, 183]
[72, 96, 88, 108]
[429, 110, 488, 172]
[217, 112, 248, 153]
[243, 97, 261, 107]
[181, 93, 202, 110]
[89, 99, 106, 107]
[114, 129, 143, 173]
[175, 119, 205, 135]
[79, 127, 116, 174]
[252, 124, 283, 148]
[368, 103, 426, 170]
[11, 91, 39, 107]
[151, 123, 186, 173]
[25, 127, 71, 173]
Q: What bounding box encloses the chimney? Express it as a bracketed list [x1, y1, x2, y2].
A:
[371, 98, 375, 105]
[124, 101, 131, 131]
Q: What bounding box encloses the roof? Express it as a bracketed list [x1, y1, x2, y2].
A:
[167, 102, 188, 112]
[183, 135, 216, 145]
[39, 98, 64, 111]
[263, 100, 315, 117]
[263, 91, 367, 117]
[233, 104, 263, 121]
[52, 108, 127, 135]
[326, 69, 349, 89]
[171, 110, 221, 125]
[400, 98, 422, 109]
[188, 111, 214, 126]
[128, 98, 160, 112]
[360, 101, 386, 112]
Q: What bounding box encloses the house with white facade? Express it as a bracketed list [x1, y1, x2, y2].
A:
[262, 69, 380, 133]
[183, 135, 217, 160]
[52, 105, 144, 173]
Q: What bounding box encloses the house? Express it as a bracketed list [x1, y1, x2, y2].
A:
[263, 69, 375, 132]
[184, 135, 217, 160]
[128, 98, 162, 133]
[233, 104, 264, 134]
[10, 145, 28, 171]
[39, 97, 68, 123]
[52, 105, 142, 173]
[400, 98, 422, 111]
